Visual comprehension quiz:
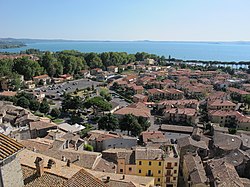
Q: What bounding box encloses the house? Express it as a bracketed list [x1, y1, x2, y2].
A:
[87, 130, 137, 152]
[148, 88, 166, 100]
[103, 146, 179, 187]
[107, 66, 119, 73]
[143, 58, 155, 65]
[90, 68, 102, 75]
[58, 123, 85, 134]
[165, 88, 184, 100]
[177, 136, 209, 164]
[208, 161, 244, 187]
[18, 149, 108, 187]
[114, 102, 151, 120]
[130, 85, 144, 94]
[212, 132, 242, 156]
[157, 99, 199, 110]
[29, 120, 58, 138]
[87, 169, 155, 187]
[124, 74, 137, 83]
[33, 74, 51, 85]
[133, 94, 148, 103]
[0, 77, 10, 90]
[79, 70, 91, 78]
[183, 154, 209, 187]
[227, 87, 250, 101]
[140, 131, 166, 145]
[59, 74, 73, 80]
[164, 108, 198, 125]
[24, 80, 36, 89]
[207, 99, 236, 110]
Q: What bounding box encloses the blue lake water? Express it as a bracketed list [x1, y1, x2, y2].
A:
[1, 41, 250, 62]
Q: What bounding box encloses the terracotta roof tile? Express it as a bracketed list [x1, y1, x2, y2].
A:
[0, 133, 23, 160]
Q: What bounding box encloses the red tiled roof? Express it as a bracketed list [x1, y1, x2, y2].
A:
[0, 133, 23, 160]
[33, 74, 50, 79]
[0, 91, 17, 97]
[209, 100, 236, 107]
[164, 108, 196, 116]
[140, 131, 165, 143]
[227, 87, 250, 95]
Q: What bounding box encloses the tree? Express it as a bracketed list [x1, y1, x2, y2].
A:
[99, 88, 112, 101]
[84, 144, 94, 151]
[9, 74, 22, 91]
[29, 99, 40, 111]
[98, 114, 119, 131]
[119, 114, 142, 136]
[13, 57, 44, 80]
[39, 101, 50, 114]
[138, 116, 150, 131]
[79, 123, 93, 138]
[17, 96, 30, 108]
[130, 122, 142, 136]
[50, 108, 61, 118]
[84, 96, 112, 111]
[228, 128, 237, 135]
[62, 94, 82, 111]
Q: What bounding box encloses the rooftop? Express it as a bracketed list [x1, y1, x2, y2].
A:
[0, 133, 23, 160]
[184, 154, 208, 184]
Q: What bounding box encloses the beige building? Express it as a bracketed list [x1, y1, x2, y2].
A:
[103, 146, 180, 187]
[207, 99, 236, 111]
[164, 108, 198, 125]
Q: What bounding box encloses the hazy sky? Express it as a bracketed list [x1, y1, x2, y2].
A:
[1, 0, 250, 41]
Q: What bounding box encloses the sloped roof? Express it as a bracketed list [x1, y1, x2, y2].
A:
[64, 169, 108, 187]
[0, 133, 23, 160]
[184, 154, 207, 184]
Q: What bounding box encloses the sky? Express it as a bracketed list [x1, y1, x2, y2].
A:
[1, 0, 250, 41]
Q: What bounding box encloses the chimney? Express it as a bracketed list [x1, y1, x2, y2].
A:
[67, 159, 71, 167]
[47, 159, 56, 169]
[106, 176, 110, 182]
[34, 157, 44, 177]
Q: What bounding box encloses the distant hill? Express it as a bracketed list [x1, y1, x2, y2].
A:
[0, 38, 26, 49]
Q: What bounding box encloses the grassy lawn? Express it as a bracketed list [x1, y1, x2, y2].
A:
[52, 118, 64, 124]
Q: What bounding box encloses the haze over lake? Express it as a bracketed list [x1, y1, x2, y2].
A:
[1, 41, 250, 62]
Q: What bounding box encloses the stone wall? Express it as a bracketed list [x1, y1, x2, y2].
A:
[0, 154, 23, 187]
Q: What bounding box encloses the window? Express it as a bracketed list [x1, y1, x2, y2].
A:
[166, 176, 171, 183]
[158, 170, 161, 174]
[139, 169, 141, 173]
[174, 170, 177, 174]
[120, 169, 123, 173]
[174, 162, 178, 166]
[159, 162, 162, 166]
[139, 161, 142, 165]
[147, 170, 152, 176]
[158, 178, 161, 182]
[129, 167, 132, 171]
[167, 170, 171, 175]
[149, 161, 152, 166]
[166, 162, 172, 168]
[173, 177, 176, 181]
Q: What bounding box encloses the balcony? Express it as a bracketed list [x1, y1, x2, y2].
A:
[146, 173, 153, 177]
